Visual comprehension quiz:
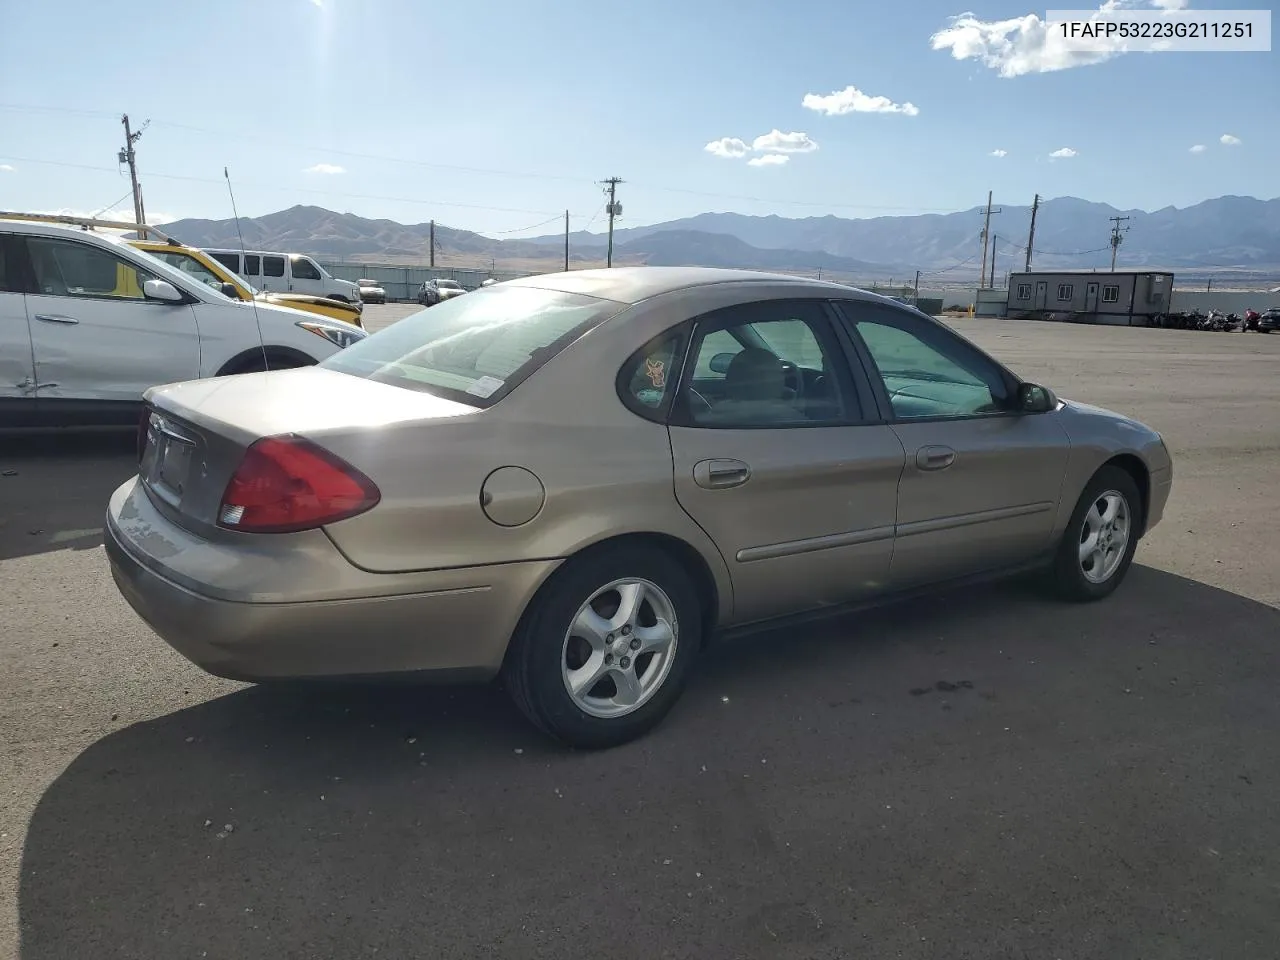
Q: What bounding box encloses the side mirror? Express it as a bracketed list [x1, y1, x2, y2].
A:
[143, 279, 184, 303]
[708, 352, 736, 375]
[1016, 382, 1056, 413]
[219, 282, 242, 299]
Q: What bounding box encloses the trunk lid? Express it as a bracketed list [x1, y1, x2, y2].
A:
[141, 367, 480, 536]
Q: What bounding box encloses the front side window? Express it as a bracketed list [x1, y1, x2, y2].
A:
[678, 300, 855, 428]
[262, 255, 285, 278]
[843, 302, 1009, 420]
[291, 256, 322, 280]
[320, 286, 624, 407]
[1057, 283, 1073, 301]
[26, 237, 157, 301]
[210, 252, 239, 272]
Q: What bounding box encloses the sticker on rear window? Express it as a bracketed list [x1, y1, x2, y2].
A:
[466, 375, 505, 398]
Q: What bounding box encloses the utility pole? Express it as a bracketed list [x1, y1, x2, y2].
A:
[1024, 194, 1040, 272]
[564, 209, 570, 272]
[601, 177, 624, 268]
[1108, 215, 1130, 271]
[989, 235, 998, 289]
[429, 219, 435, 268]
[978, 191, 1002, 288]
[119, 114, 149, 226]
[913, 269, 920, 305]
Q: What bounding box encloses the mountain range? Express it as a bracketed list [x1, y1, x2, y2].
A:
[154, 195, 1280, 281]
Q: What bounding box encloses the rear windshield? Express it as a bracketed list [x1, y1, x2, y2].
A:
[320, 285, 624, 406]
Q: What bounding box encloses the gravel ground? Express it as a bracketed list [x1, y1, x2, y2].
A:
[2, 310, 1278, 960]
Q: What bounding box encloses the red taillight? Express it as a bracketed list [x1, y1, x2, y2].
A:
[217, 435, 380, 534]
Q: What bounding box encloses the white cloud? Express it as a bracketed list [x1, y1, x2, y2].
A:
[990, 149, 1008, 157]
[801, 85, 919, 117]
[930, 1, 1185, 78]
[1189, 143, 1206, 153]
[0, 163, 13, 172]
[303, 162, 345, 174]
[747, 154, 789, 167]
[751, 129, 819, 154]
[704, 137, 749, 159]
[1049, 147, 1078, 158]
[1220, 133, 1241, 145]
[309, 0, 323, 6]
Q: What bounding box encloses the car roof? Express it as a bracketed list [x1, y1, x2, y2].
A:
[0, 218, 134, 245]
[502, 266, 871, 305]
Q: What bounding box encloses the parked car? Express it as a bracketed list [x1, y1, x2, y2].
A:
[105, 267, 1172, 748]
[416, 277, 467, 306]
[130, 238, 363, 327]
[206, 248, 361, 303]
[480, 278, 498, 288]
[1, 217, 366, 428]
[1258, 307, 1280, 332]
[357, 279, 387, 304]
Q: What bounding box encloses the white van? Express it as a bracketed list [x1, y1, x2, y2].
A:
[206, 249, 361, 303]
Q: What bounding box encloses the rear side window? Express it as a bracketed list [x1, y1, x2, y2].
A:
[210, 252, 239, 272]
[262, 255, 285, 278]
[321, 286, 623, 407]
[617, 330, 686, 421]
[243, 254, 260, 275]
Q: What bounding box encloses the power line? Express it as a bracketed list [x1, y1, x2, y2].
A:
[490, 213, 568, 235]
[0, 103, 978, 216]
[0, 155, 594, 220]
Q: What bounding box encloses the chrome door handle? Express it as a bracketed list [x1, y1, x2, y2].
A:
[693, 458, 751, 490]
[916, 445, 956, 471]
[35, 314, 79, 325]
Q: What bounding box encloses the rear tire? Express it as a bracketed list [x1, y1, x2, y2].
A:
[226, 352, 315, 375]
[503, 544, 702, 749]
[1051, 465, 1143, 602]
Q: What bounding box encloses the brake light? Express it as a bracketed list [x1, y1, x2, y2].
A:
[217, 435, 380, 533]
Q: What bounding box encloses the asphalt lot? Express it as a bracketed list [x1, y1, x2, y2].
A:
[3, 307, 1280, 960]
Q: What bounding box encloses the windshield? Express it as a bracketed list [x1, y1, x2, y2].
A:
[320, 286, 624, 406]
[436, 279, 462, 289]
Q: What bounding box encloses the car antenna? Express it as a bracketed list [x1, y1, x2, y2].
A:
[224, 166, 269, 372]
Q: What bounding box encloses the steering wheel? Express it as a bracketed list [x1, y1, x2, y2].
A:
[779, 360, 806, 404]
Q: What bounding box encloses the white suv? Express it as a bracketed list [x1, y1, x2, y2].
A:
[0, 219, 366, 428]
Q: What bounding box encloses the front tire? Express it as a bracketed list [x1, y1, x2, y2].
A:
[503, 545, 702, 749]
[1051, 466, 1143, 602]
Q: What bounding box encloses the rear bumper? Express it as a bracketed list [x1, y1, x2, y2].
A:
[105, 478, 557, 682]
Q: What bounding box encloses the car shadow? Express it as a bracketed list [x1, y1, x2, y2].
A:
[18, 565, 1280, 959]
[0, 430, 136, 562]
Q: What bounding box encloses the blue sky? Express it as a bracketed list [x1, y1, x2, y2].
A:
[1, 0, 1275, 237]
